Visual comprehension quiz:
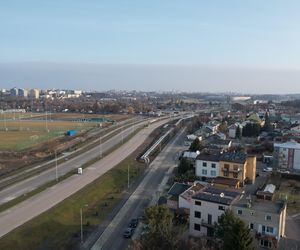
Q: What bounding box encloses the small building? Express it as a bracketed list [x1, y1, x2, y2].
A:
[256, 184, 276, 201]
[167, 183, 191, 210]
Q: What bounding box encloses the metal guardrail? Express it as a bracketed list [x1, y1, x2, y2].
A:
[140, 114, 194, 164]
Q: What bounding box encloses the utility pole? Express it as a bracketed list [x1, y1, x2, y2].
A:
[127, 164, 130, 189]
[100, 136, 102, 158]
[80, 204, 88, 244]
[55, 150, 58, 182]
[80, 207, 83, 244]
[122, 125, 124, 144]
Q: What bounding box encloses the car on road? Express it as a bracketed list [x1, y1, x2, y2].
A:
[129, 218, 139, 228]
[123, 228, 134, 238]
[278, 169, 290, 174]
[263, 167, 273, 172]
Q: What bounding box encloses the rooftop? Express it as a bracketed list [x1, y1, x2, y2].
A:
[208, 177, 240, 187]
[196, 153, 221, 162]
[168, 183, 191, 197]
[180, 183, 205, 201]
[220, 151, 247, 164]
[233, 195, 285, 214]
[274, 140, 300, 150]
[192, 186, 242, 205]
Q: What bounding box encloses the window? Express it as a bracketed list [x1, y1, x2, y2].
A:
[218, 205, 225, 211]
[249, 223, 254, 230]
[211, 163, 216, 168]
[233, 165, 239, 171]
[237, 209, 242, 215]
[194, 211, 201, 218]
[233, 173, 238, 178]
[260, 240, 272, 248]
[202, 162, 207, 167]
[211, 170, 216, 176]
[224, 164, 229, 170]
[266, 226, 274, 234]
[224, 171, 229, 177]
[266, 215, 272, 221]
[195, 201, 202, 206]
[217, 216, 222, 223]
[202, 169, 207, 175]
[194, 223, 201, 231]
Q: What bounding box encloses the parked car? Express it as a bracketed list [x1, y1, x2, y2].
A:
[123, 228, 134, 238]
[129, 218, 139, 228]
[263, 167, 273, 172]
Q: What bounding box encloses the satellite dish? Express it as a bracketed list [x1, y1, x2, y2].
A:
[220, 193, 224, 198]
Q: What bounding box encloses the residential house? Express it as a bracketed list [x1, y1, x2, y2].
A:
[203, 135, 232, 151]
[181, 151, 200, 167]
[167, 183, 191, 210]
[232, 195, 286, 249]
[195, 153, 221, 178]
[189, 186, 242, 238]
[178, 183, 205, 212]
[219, 152, 257, 186]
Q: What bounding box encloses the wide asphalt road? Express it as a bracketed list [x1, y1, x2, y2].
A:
[0, 119, 170, 238]
[90, 128, 186, 250]
[0, 118, 146, 205]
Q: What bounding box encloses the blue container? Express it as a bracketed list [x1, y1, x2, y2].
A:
[67, 130, 77, 136]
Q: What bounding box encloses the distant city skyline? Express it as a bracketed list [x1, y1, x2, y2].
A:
[1, 1, 300, 93]
[1, 62, 300, 95]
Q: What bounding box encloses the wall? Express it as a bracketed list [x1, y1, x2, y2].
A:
[195, 159, 219, 178]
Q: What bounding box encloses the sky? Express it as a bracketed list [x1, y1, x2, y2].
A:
[1, 1, 300, 93]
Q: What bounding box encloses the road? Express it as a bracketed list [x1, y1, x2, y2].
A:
[0, 118, 146, 205]
[90, 128, 186, 250]
[0, 119, 172, 238]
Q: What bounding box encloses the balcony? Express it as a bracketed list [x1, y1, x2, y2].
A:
[201, 219, 215, 228]
[255, 232, 277, 241]
[222, 168, 241, 173]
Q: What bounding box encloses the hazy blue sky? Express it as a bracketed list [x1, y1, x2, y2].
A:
[1, 1, 300, 93]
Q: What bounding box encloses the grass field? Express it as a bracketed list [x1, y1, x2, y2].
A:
[0, 158, 143, 250]
[276, 179, 300, 215]
[0, 120, 96, 151]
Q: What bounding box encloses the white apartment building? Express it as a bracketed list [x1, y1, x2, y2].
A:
[189, 186, 242, 238]
[273, 141, 300, 170]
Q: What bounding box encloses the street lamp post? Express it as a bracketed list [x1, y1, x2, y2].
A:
[55, 150, 58, 182]
[100, 136, 102, 158]
[80, 204, 88, 244]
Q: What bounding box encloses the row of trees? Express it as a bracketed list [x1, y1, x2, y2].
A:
[132, 205, 254, 250]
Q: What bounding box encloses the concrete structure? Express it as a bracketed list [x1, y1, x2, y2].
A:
[273, 141, 300, 170]
[29, 89, 40, 99]
[233, 195, 287, 249]
[189, 186, 242, 238]
[10, 87, 18, 97]
[219, 152, 256, 186]
[18, 88, 28, 97]
[189, 185, 287, 249]
[195, 153, 220, 178]
[178, 183, 205, 211]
